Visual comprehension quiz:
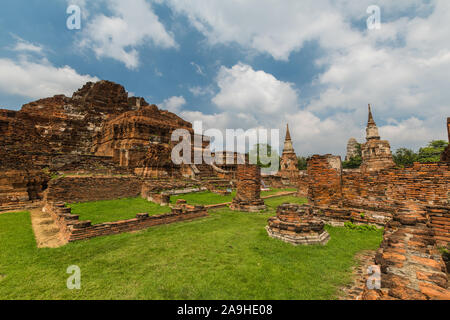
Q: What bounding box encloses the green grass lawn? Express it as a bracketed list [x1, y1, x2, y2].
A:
[69, 198, 171, 225]
[170, 188, 297, 206]
[0, 195, 383, 300]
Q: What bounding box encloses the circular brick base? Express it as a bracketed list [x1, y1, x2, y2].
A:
[266, 226, 330, 245]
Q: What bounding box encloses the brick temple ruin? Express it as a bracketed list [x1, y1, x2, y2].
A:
[0, 79, 448, 299]
[0, 80, 237, 212]
[289, 111, 450, 300]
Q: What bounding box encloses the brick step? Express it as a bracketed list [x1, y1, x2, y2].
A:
[430, 222, 450, 229]
[430, 218, 450, 225]
[430, 223, 450, 230]
[431, 227, 450, 235]
[0, 202, 42, 212]
[434, 235, 450, 242]
[433, 230, 450, 237]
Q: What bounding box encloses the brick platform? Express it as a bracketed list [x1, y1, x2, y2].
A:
[266, 204, 330, 245]
[230, 165, 266, 212]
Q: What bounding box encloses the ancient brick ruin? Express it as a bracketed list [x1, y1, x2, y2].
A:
[266, 204, 330, 245]
[230, 165, 266, 212]
[44, 200, 208, 242]
[0, 80, 234, 211]
[299, 113, 450, 300]
[362, 202, 449, 300]
[1, 77, 448, 299]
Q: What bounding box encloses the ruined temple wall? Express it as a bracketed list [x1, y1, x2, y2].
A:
[308, 156, 449, 210]
[0, 170, 48, 207]
[43, 176, 143, 203]
[341, 162, 450, 209]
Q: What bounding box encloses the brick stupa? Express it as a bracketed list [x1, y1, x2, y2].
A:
[360, 105, 395, 172]
[279, 124, 300, 179]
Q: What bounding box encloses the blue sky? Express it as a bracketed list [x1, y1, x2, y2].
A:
[0, 0, 448, 156]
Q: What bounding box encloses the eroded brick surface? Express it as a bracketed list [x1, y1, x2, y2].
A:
[266, 204, 330, 245]
[230, 165, 266, 212]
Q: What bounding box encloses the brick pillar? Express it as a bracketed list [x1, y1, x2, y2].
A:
[230, 165, 266, 212]
[307, 155, 343, 206]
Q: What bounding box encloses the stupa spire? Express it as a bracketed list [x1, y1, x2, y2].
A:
[285, 124, 292, 141]
[366, 104, 380, 141]
[368, 104, 376, 126]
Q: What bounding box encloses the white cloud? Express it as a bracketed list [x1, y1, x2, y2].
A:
[166, 0, 362, 60]
[80, 0, 176, 69]
[212, 63, 299, 115]
[159, 96, 186, 113]
[189, 85, 214, 97]
[11, 37, 43, 54]
[166, 0, 449, 155]
[0, 54, 98, 100]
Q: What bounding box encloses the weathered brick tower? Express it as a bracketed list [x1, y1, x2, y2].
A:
[279, 124, 299, 178]
[360, 105, 395, 172]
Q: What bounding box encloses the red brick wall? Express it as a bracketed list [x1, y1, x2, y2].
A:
[307, 155, 342, 206]
[341, 163, 450, 210]
[427, 205, 450, 246]
[44, 176, 143, 203]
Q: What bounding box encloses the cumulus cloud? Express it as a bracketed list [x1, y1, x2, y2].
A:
[213, 63, 299, 115]
[79, 0, 177, 69]
[159, 96, 186, 113]
[166, 0, 449, 155]
[0, 55, 99, 100]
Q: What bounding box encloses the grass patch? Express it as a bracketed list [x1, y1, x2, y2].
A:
[170, 188, 297, 206]
[69, 198, 171, 225]
[0, 196, 383, 300]
[171, 191, 236, 205]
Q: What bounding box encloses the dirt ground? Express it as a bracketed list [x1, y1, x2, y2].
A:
[338, 250, 377, 300]
[30, 208, 67, 248]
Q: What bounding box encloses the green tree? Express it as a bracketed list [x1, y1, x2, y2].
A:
[297, 156, 308, 170]
[248, 144, 280, 169]
[342, 143, 362, 169]
[342, 155, 362, 169]
[417, 140, 448, 163]
[393, 148, 418, 168]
